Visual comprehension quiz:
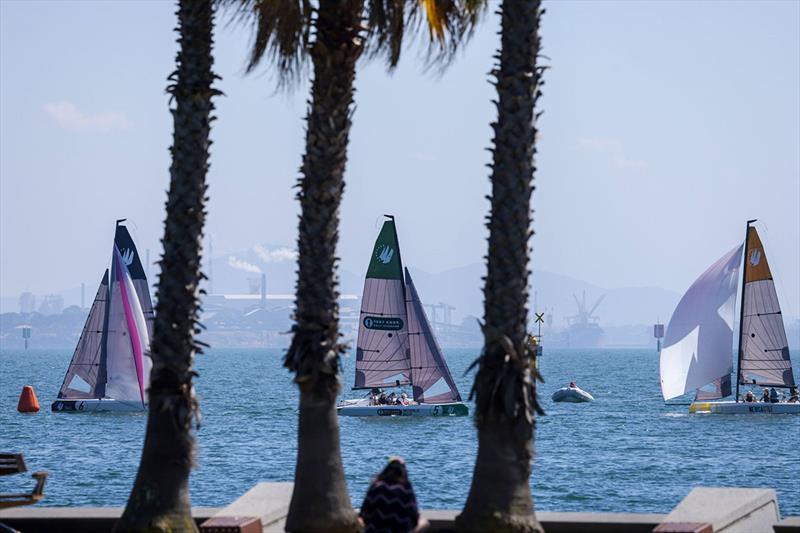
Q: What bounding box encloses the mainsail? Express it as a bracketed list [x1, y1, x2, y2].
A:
[105, 226, 152, 406]
[354, 219, 412, 389]
[113, 224, 155, 338]
[56, 271, 109, 399]
[404, 268, 462, 404]
[660, 244, 743, 400]
[737, 227, 795, 388]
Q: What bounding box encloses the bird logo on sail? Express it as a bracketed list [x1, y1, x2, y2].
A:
[749, 249, 761, 267]
[376, 245, 394, 264]
[121, 248, 135, 266]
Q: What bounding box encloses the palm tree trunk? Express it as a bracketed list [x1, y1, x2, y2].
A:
[282, 0, 363, 531]
[456, 1, 544, 532]
[115, 1, 216, 531]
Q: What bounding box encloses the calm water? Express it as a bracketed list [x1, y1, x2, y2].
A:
[1, 347, 798, 515]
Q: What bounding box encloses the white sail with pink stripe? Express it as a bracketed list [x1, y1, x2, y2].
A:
[52, 220, 154, 412]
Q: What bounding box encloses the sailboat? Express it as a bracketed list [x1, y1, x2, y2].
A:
[660, 220, 799, 414]
[51, 220, 154, 413]
[337, 216, 468, 417]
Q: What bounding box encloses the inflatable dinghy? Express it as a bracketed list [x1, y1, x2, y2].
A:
[552, 386, 594, 403]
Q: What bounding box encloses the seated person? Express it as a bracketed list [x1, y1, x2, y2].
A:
[369, 388, 382, 406]
[569, 381, 577, 389]
[769, 387, 780, 404]
[761, 388, 770, 402]
[359, 457, 428, 533]
[788, 387, 799, 403]
[378, 393, 388, 405]
[399, 393, 410, 406]
[744, 390, 755, 402]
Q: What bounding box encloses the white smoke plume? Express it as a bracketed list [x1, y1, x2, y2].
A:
[253, 244, 298, 264]
[228, 256, 262, 274]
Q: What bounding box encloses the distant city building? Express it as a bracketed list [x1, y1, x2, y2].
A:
[19, 292, 36, 314]
[39, 294, 64, 315]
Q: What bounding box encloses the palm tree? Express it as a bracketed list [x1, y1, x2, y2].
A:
[115, 0, 217, 531]
[456, 1, 545, 532]
[217, 1, 482, 530]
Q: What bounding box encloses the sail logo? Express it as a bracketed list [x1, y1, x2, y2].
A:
[749, 249, 761, 267]
[121, 248, 135, 266]
[376, 245, 394, 264]
[364, 316, 404, 331]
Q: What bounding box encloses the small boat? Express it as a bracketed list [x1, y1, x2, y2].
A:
[52, 220, 154, 413]
[337, 216, 468, 417]
[660, 220, 799, 414]
[552, 385, 594, 403]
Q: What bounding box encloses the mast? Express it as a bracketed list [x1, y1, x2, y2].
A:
[734, 219, 757, 403]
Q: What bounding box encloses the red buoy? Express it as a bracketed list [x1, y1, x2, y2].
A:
[17, 385, 40, 413]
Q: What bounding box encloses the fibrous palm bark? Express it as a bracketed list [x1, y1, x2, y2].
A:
[456, 1, 544, 532]
[115, 1, 216, 531]
[281, 1, 364, 531]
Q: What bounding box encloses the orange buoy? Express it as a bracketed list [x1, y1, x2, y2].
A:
[17, 385, 40, 413]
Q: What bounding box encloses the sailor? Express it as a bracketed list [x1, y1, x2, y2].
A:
[370, 388, 381, 405]
[761, 388, 770, 402]
[399, 393, 410, 406]
[769, 387, 780, 404]
[569, 381, 577, 389]
[788, 387, 799, 403]
[744, 390, 755, 403]
[378, 393, 388, 405]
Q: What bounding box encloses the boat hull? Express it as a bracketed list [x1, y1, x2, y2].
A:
[51, 399, 146, 413]
[337, 402, 468, 417]
[552, 387, 594, 403]
[689, 401, 800, 414]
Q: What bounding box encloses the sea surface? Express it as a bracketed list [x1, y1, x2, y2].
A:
[1, 347, 798, 515]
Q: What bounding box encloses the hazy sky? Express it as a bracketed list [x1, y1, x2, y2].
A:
[1, 1, 798, 316]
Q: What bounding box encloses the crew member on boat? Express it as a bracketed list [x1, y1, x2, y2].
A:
[744, 391, 755, 403]
[769, 387, 780, 403]
[788, 388, 799, 403]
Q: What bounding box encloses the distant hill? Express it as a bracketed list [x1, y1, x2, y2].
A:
[404, 263, 681, 328]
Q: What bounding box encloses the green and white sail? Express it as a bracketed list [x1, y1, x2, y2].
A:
[354, 218, 411, 389]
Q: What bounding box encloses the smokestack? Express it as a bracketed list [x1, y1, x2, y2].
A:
[260, 273, 266, 309]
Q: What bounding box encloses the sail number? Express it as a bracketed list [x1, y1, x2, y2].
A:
[363, 316, 404, 331]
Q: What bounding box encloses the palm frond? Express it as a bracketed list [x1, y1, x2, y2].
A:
[216, 0, 313, 84]
[364, 0, 487, 70]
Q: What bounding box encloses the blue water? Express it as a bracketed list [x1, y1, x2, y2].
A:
[1, 348, 798, 515]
